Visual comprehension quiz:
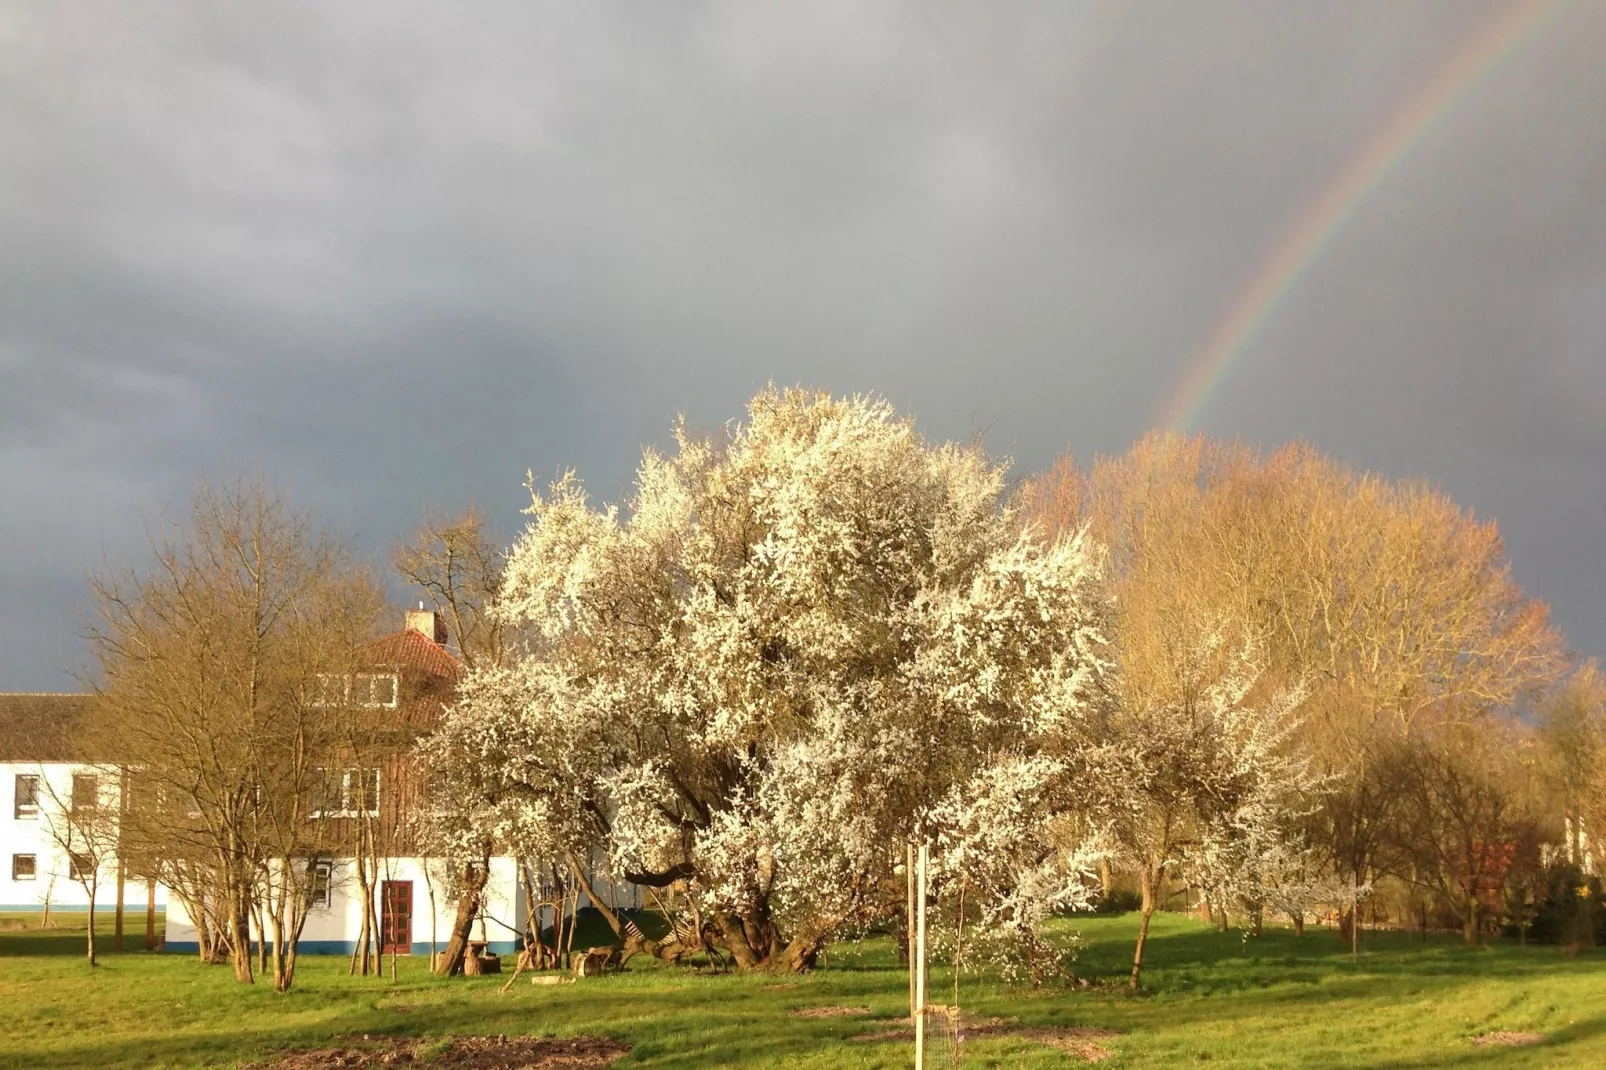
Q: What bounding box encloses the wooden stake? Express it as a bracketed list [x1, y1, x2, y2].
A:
[906, 843, 916, 1024]
[915, 843, 927, 1070]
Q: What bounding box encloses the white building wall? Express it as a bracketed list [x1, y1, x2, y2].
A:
[1, 761, 164, 914]
[163, 855, 524, 957]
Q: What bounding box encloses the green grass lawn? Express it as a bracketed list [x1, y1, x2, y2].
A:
[3, 910, 1604, 1068]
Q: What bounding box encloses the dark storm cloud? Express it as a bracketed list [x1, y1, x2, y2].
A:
[2, 0, 1602, 688]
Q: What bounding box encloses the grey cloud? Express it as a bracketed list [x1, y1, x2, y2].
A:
[1, 0, 1602, 688]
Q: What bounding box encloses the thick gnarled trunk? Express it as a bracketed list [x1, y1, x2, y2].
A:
[434, 860, 490, 976]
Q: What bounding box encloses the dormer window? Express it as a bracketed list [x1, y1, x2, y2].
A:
[353, 674, 398, 708]
[310, 673, 398, 708]
[311, 674, 346, 707]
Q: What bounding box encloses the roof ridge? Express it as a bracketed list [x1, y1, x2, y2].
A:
[0, 691, 88, 697]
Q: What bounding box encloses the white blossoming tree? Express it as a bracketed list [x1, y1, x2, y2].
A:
[1097, 637, 1320, 988]
[422, 387, 1115, 972]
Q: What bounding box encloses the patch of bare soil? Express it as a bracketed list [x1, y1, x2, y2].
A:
[849, 1018, 1120, 1062]
[788, 1004, 872, 1018]
[1472, 1031, 1544, 1048]
[1016, 1027, 1121, 1062]
[247, 1034, 631, 1069]
[761, 982, 799, 990]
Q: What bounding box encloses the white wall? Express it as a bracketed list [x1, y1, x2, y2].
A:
[0, 761, 164, 914]
[163, 855, 524, 956]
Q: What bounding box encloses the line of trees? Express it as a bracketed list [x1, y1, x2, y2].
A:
[68, 390, 1605, 991]
[1021, 435, 1596, 955]
[420, 390, 1601, 985]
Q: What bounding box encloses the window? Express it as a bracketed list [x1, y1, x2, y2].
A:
[309, 768, 380, 817]
[11, 854, 35, 881]
[309, 768, 341, 816]
[347, 768, 380, 813]
[352, 674, 398, 708]
[71, 773, 99, 812]
[311, 673, 347, 707]
[69, 853, 93, 881]
[13, 774, 39, 820]
[311, 673, 398, 708]
[310, 862, 333, 908]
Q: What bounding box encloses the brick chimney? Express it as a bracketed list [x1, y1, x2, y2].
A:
[405, 603, 448, 644]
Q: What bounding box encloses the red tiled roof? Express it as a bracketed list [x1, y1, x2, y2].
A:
[362, 628, 461, 679]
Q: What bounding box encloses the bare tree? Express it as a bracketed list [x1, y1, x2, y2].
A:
[85, 475, 384, 988]
[391, 508, 506, 976]
[391, 507, 506, 672]
[1540, 660, 1606, 868]
[1389, 726, 1528, 946]
[37, 767, 121, 966]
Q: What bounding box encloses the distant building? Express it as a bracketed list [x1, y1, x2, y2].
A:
[162, 608, 526, 957]
[0, 692, 165, 920]
[2, 609, 637, 957]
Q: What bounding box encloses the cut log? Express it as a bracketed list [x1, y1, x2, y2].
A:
[573, 946, 619, 978]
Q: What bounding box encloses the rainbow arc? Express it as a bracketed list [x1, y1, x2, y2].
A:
[1157, 0, 1569, 434]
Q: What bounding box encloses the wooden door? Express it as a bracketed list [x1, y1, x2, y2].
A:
[380, 880, 413, 954]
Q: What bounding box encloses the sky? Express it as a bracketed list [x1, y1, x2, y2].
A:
[1, 0, 1602, 689]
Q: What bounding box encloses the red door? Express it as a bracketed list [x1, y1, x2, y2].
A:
[381, 880, 413, 954]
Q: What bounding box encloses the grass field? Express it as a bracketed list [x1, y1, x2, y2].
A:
[3, 910, 1604, 1068]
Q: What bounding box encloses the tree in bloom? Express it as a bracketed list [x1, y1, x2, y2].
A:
[421, 387, 1115, 972]
[1095, 635, 1320, 988]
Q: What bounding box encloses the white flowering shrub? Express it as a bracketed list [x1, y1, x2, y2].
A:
[422, 387, 1115, 971]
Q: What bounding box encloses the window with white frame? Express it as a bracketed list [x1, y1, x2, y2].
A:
[310, 861, 333, 908]
[352, 674, 398, 708]
[71, 772, 99, 812]
[13, 774, 39, 820]
[311, 673, 398, 708]
[309, 768, 381, 817]
[68, 852, 93, 881]
[11, 853, 35, 881]
[310, 673, 347, 707]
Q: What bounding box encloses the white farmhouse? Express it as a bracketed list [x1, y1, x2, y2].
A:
[0, 693, 166, 938]
[3, 610, 639, 963]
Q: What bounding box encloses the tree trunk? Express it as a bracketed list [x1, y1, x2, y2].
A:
[1130, 864, 1157, 990]
[86, 886, 99, 968]
[435, 860, 490, 976]
[254, 899, 268, 977]
[563, 852, 686, 964]
[1463, 895, 1479, 948]
[115, 860, 126, 952]
[1130, 908, 1154, 990]
[196, 904, 213, 962]
[230, 902, 255, 984]
[1291, 913, 1305, 938]
[776, 930, 826, 974]
[146, 882, 156, 951]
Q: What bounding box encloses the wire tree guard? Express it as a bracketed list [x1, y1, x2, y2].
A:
[907, 842, 963, 1068]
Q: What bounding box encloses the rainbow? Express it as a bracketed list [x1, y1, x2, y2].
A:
[1157, 0, 1568, 434]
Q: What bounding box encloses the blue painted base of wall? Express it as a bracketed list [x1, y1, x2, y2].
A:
[164, 940, 520, 957]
